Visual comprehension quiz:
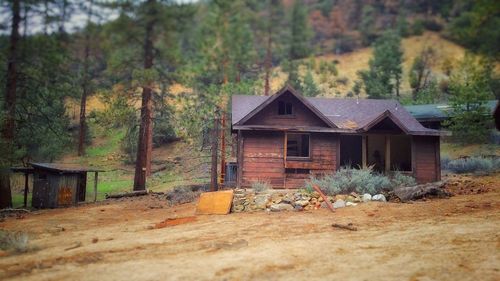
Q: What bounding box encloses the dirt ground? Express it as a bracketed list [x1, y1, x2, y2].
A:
[1, 174, 499, 281]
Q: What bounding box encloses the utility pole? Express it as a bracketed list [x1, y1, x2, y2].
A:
[210, 113, 219, 191]
[219, 111, 226, 186]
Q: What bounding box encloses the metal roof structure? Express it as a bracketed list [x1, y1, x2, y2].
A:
[30, 163, 104, 173]
[404, 100, 498, 122]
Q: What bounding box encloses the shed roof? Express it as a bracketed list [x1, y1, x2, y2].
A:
[30, 163, 104, 173]
[232, 86, 442, 136]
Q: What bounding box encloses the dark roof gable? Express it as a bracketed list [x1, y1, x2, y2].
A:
[234, 85, 337, 128]
[232, 86, 442, 136]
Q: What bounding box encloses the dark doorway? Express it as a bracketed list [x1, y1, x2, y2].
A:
[340, 135, 362, 168]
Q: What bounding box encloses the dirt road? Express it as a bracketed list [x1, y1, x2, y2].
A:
[1, 175, 499, 281]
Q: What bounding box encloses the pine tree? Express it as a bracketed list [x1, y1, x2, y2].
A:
[357, 30, 403, 99]
[445, 55, 495, 144]
[289, 0, 312, 60]
[302, 70, 320, 97]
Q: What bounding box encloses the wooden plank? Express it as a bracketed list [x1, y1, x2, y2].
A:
[196, 190, 234, 215]
[312, 185, 334, 212]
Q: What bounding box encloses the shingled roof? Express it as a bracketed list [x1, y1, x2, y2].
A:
[232, 86, 441, 136]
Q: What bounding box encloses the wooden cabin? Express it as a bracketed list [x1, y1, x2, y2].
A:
[231, 85, 445, 189]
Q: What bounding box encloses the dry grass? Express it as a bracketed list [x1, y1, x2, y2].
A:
[271, 32, 470, 97]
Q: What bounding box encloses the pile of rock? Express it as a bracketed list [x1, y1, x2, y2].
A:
[231, 188, 387, 213]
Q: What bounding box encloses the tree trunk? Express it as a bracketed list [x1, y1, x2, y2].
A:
[393, 181, 450, 202]
[133, 0, 155, 191]
[2, 0, 20, 163]
[264, 3, 273, 96]
[0, 169, 12, 209]
[264, 35, 272, 96]
[78, 0, 93, 156]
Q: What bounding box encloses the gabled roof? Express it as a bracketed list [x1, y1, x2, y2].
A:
[232, 86, 442, 136]
[234, 85, 337, 128]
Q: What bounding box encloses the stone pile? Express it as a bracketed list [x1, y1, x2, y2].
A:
[231, 188, 387, 213]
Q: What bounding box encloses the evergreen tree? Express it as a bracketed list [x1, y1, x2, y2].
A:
[357, 30, 403, 99]
[289, 0, 312, 60]
[302, 70, 320, 97]
[409, 47, 436, 101]
[445, 55, 495, 143]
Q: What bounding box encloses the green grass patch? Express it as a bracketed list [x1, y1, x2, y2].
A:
[12, 193, 31, 209]
[86, 128, 125, 158]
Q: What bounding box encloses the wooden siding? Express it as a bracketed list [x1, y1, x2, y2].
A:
[413, 136, 440, 183]
[240, 131, 338, 189]
[241, 131, 284, 188]
[32, 170, 81, 208]
[244, 92, 330, 128]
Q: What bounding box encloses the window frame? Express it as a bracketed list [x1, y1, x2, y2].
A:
[285, 132, 311, 160]
[278, 101, 294, 116]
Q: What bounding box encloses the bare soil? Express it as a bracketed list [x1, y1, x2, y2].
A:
[1, 174, 499, 281]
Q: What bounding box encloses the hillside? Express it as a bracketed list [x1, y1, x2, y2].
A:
[270, 31, 470, 98]
[67, 31, 469, 120]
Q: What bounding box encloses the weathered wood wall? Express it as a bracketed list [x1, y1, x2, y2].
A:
[32, 170, 81, 208]
[241, 131, 284, 188]
[245, 92, 329, 127]
[413, 136, 440, 183]
[240, 131, 338, 189]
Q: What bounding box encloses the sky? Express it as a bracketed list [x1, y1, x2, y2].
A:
[0, 0, 199, 35]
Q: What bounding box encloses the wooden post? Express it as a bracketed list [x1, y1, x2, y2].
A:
[23, 172, 28, 207]
[93, 171, 98, 202]
[236, 130, 243, 188]
[385, 136, 391, 173]
[435, 136, 441, 181]
[220, 113, 226, 185]
[283, 132, 287, 189]
[210, 114, 219, 191]
[362, 135, 367, 169]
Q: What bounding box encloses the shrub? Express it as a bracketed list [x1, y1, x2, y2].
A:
[412, 20, 424, 35]
[251, 180, 271, 193]
[422, 19, 443, 31]
[165, 185, 207, 206]
[391, 171, 417, 188]
[446, 157, 499, 174]
[0, 230, 29, 253]
[305, 167, 400, 196]
[441, 155, 452, 170]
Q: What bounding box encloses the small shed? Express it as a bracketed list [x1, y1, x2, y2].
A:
[12, 163, 103, 208]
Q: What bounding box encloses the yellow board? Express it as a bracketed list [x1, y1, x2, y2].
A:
[196, 190, 234, 215]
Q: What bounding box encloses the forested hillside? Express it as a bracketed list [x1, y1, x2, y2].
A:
[0, 0, 498, 196]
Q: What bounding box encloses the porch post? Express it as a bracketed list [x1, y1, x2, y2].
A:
[23, 172, 29, 207]
[236, 130, 243, 188]
[362, 136, 367, 169]
[93, 171, 98, 202]
[385, 136, 391, 173]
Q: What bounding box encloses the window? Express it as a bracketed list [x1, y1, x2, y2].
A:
[286, 133, 310, 158]
[278, 101, 293, 115]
